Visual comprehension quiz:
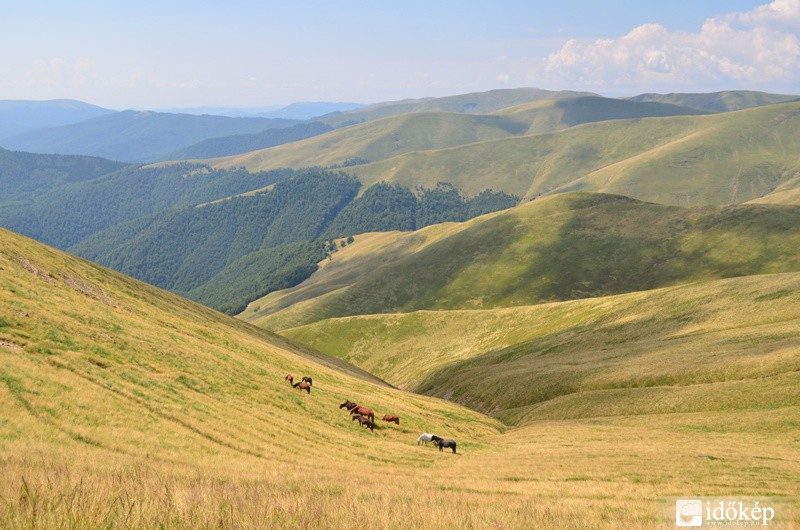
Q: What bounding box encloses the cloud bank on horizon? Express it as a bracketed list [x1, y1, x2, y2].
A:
[534, 0, 799, 91]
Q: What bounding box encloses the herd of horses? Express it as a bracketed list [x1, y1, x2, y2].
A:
[338, 399, 400, 432]
[284, 374, 458, 453]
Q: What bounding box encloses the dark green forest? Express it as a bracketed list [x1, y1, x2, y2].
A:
[0, 147, 126, 202]
[1, 163, 295, 248]
[324, 182, 519, 238]
[73, 172, 518, 314]
[1, 153, 518, 315]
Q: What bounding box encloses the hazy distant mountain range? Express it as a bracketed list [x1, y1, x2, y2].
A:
[0, 100, 363, 162]
[0, 99, 115, 138]
[154, 101, 364, 119]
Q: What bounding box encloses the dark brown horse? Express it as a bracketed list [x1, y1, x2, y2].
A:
[292, 381, 311, 394]
[435, 439, 457, 453]
[301, 376, 313, 386]
[349, 406, 374, 422]
[382, 414, 400, 425]
[339, 400, 358, 410]
[285, 374, 293, 384]
[352, 414, 374, 431]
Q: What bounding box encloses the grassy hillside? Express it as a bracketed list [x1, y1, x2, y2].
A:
[348, 100, 800, 205]
[2, 227, 798, 528]
[498, 95, 705, 134]
[318, 87, 596, 127]
[160, 120, 334, 160]
[245, 192, 800, 330]
[209, 111, 529, 171]
[1, 110, 300, 162]
[208, 96, 702, 174]
[281, 271, 800, 422]
[0, 99, 115, 139]
[629, 90, 798, 112]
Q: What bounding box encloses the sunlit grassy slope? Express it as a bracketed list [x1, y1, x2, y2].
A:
[206, 96, 703, 175]
[1, 229, 798, 527]
[281, 272, 800, 422]
[628, 90, 798, 112]
[349, 100, 800, 205]
[243, 192, 800, 330]
[0, 226, 500, 448]
[208, 111, 527, 171]
[316, 87, 596, 127]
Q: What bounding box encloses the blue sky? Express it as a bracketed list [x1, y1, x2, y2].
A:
[0, 1, 796, 108]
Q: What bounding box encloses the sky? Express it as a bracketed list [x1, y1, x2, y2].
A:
[0, 0, 797, 109]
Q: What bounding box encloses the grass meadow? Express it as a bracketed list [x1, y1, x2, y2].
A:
[1, 226, 798, 528]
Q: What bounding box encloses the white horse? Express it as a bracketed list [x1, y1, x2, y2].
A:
[417, 433, 437, 446]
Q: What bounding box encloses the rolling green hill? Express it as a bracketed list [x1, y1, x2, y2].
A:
[318, 87, 596, 127]
[629, 90, 798, 112]
[496, 95, 706, 134]
[159, 120, 334, 160]
[1, 110, 300, 162]
[347, 100, 800, 205]
[208, 111, 530, 171]
[280, 272, 800, 426]
[244, 192, 800, 330]
[3, 223, 798, 528]
[207, 96, 704, 173]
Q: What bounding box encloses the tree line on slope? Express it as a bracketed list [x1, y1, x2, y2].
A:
[72, 172, 518, 315]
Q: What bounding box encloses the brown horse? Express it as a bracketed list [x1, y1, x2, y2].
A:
[352, 414, 374, 432]
[382, 414, 400, 425]
[349, 406, 374, 422]
[292, 381, 311, 394]
[285, 374, 293, 384]
[339, 400, 358, 410]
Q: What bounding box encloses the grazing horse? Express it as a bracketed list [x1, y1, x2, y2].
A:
[339, 400, 358, 411]
[417, 433, 437, 446]
[349, 406, 374, 422]
[301, 376, 313, 386]
[430, 435, 443, 444]
[285, 374, 293, 384]
[435, 439, 457, 454]
[382, 414, 400, 425]
[352, 414, 374, 431]
[292, 381, 311, 394]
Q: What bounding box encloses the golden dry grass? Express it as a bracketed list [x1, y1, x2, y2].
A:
[1, 227, 798, 528]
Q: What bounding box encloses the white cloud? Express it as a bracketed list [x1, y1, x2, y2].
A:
[536, 0, 800, 89]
